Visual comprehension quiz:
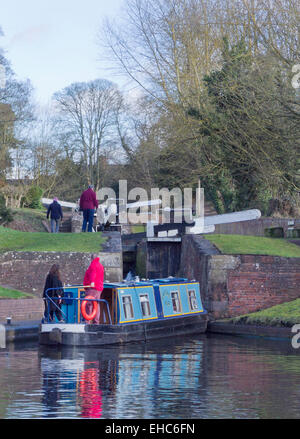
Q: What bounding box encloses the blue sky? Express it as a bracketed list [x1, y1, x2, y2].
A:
[0, 0, 125, 104]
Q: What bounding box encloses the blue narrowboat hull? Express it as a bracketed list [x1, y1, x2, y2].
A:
[39, 313, 208, 346]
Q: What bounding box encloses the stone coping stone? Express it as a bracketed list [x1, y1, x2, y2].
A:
[207, 321, 292, 340]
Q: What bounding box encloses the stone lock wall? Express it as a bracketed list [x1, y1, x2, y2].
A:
[0, 298, 44, 322]
[179, 235, 300, 319]
[214, 217, 300, 237]
[0, 237, 123, 322]
[222, 255, 300, 318]
[0, 250, 122, 296]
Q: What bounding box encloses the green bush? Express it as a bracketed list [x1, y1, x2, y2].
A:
[23, 185, 43, 209]
[264, 227, 284, 238]
[286, 229, 300, 239]
[0, 194, 13, 225]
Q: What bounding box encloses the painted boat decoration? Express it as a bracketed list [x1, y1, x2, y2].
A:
[39, 277, 208, 346]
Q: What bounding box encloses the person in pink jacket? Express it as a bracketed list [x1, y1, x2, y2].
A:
[79, 185, 99, 232]
[83, 254, 104, 324]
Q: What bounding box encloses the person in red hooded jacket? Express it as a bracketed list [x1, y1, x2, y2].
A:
[83, 254, 104, 324]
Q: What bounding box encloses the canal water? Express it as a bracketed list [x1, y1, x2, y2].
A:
[0, 333, 299, 419]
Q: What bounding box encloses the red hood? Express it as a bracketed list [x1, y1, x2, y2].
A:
[84, 257, 104, 291]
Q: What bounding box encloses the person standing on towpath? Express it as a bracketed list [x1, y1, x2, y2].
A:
[79, 185, 99, 232]
[47, 197, 63, 233]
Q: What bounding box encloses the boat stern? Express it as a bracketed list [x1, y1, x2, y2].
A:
[39, 323, 86, 345]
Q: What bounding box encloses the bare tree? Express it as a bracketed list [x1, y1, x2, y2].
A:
[53, 79, 121, 190]
[0, 28, 35, 180]
[100, 0, 300, 214]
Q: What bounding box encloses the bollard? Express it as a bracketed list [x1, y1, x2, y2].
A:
[0, 324, 5, 349]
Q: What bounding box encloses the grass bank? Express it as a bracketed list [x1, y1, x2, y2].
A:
[205, 234, 300, 258]
[0, 226, 106, 253]
[0, 286, 34, 299]
[131, 225, 146, 233]
[225, 299, 300, 327]
[9, 208, 46, 232]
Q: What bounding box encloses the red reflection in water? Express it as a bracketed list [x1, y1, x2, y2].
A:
[79, 366, 102, 418]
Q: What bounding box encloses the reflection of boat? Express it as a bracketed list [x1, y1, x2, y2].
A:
[39, 278, 208, 346]
[39, 334, 205, 418]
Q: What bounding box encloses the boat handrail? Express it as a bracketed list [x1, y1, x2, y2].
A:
[44, 286, 112, 324]
[44, 288, 67, 322]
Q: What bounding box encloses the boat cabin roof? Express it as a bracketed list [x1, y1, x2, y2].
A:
[103, 277, 196, 289]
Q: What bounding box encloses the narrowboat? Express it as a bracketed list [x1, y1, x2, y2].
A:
[39, 277, 208, 346]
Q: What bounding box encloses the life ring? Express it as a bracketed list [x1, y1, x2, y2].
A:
[81, 295, 98, 321]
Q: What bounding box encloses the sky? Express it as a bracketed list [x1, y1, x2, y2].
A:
[0, 0, 126, 105]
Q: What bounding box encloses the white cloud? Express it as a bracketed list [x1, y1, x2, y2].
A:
[9, 24, 52, 47]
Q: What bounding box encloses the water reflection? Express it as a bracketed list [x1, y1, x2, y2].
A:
[38, 336, 205, 418]
[1, 334, 300, 418]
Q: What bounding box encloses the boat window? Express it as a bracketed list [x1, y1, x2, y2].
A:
[171, 291, 181, 313]
[188, 289, 198, 310]
[122, 295, 134, 319]
[139, 294, 151, 317]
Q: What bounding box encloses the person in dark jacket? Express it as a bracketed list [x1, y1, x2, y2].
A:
[79, 185, 98, 232]
[47, 197, 63, 233]
[43, 264, 64, 322]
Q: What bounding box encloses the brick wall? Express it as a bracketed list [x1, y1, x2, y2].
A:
[0, 298, 44, 323]
[180, 235, 300, 319]
[226, 255, 300, 317]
